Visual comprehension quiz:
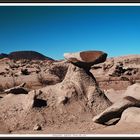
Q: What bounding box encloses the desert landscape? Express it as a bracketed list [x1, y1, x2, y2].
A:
[0, 50, 140, 135]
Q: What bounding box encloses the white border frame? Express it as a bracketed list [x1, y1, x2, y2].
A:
[0, 3, 140, 6]
[0, 3, 140, 137]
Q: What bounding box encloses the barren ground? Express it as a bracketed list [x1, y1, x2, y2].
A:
[1, 55, 140, 136]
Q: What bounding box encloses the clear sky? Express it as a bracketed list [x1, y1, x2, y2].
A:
[0, 6, 140, 60]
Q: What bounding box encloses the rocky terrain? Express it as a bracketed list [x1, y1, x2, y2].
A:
[1, 50, 140, 135]
[91, 55, 140, 90]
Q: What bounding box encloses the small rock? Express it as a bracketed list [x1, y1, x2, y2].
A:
[23, 90, 36, 110]
[33, 124, 42, 131]
[21, 68, 30, 75]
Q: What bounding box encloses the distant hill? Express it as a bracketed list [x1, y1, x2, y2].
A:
[0, 53, 8, 59]
[0, 51, 54, 61]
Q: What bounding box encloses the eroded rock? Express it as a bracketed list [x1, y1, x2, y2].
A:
[119, 107, 140, 123]
[0, 50, 112, 132]
[64, 50, 107, 70]
[123, 83, 140, 100]
[4, 83, 29, 94]
[92, 82, 140, 125]
[92, 96, 140, 125]
[37, 63, 111, 115]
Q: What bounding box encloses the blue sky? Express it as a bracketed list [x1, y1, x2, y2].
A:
[0, 6, 140, 60]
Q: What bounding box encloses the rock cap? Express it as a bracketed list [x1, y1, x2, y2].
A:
[64, 50, 107, 69]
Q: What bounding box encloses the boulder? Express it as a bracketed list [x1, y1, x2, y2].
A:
[123, 83, 140, 100]
[93, 83, 140, 125]
[92, 96, 140, 125]
[119, 107, 140, 123]
[64, 51, 107, 70]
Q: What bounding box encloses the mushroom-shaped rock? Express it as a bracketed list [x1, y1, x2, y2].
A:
[35, 63, 111, 116]
[64, 51, 107, 70]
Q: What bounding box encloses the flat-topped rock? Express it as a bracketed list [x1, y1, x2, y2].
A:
[64, 51, 107, 69]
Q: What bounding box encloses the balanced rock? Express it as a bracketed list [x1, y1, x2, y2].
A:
[64, 50, 107, 69]
[36, 63, 111, 116]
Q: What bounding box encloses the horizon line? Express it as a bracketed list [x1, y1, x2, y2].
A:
[1, 50, 140, 60]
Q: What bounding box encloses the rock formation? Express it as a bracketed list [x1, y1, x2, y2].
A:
[35, 50, 111, 115]
[4, 83, 29, 94]
[37, 63, 111, 115]
[0, 50, 112, 132]
[91, 55, 140, 91]
[92, 83, 140, 125]
[119, 107, 140, 123]
[64, 50, 107, 70]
